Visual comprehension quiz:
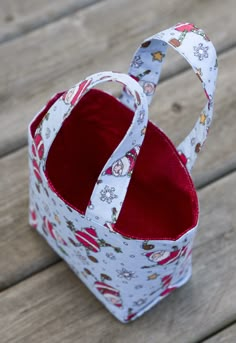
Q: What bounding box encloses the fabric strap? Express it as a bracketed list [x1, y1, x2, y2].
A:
[33, 23, 218, 225]
[34, 71, 148, 223]
[121, 22, 218, 171]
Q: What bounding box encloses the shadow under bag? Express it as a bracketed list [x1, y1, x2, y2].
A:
[28, 23, 218, 322]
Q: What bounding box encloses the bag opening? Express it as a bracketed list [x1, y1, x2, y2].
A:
[32, 89, 198, 240]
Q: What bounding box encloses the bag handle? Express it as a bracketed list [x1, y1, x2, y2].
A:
[34, 71, 148, 224]
[121, 22, 218, 171]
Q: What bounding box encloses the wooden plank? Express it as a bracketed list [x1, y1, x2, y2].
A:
[150, 46, 236, 188]
[0, 171, 235, 343]
[203, 324, 236, 343]
[0, 147, 59, 290]
[0, 0, 236, 155]
[0, 44, 235, 289]
[0, 0, 101, 43]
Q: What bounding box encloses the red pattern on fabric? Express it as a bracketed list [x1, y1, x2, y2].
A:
[175, 23, 196, 32]
[32, 89, 198, 240]
[75, 228, 100, 252]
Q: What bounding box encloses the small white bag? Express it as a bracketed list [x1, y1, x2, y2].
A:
[28, 23, 218, 322]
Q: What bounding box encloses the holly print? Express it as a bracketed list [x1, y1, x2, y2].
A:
[99, 238, 122, 253]
[65, 218, 75, 231]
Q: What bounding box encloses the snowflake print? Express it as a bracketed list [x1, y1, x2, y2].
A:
[45, 127, 51, 139]
[76, 251, 89, 265]
[133, 298, 147, 306]
[193, 43, 209, 61]
[106, 252, 116, 260]
[191, 137, 196, 146]
[135, 285, 143, 289]
[42, 201, 51, 216]
[131, 55, 143, 68]
[117, 268, 136, 280]
[137, 109, 145, 124]
[100, 186, 117, 204]
[207, 94, 213, 109]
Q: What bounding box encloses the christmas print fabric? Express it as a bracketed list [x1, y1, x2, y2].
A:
[28, 23, 218, 322]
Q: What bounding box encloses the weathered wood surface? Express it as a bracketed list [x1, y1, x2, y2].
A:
[0, 0, 101, 43]
[0, 147, 58, 290]
[0, 0, 236, 156]
[0, 1, 235, 341]
[203, 324, 236, 342]
[0, 171, 235, 343]
[1, 45, 235, 290]
[150, 47, 236, 188]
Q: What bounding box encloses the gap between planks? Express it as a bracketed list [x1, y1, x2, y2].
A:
[1, 42, 236, 290]
[0, 0, 104, 45]
[1, 142, 235, 291]
[1, 163, 236, 294]
[199, 320, 236, 343]
[0, 42, 234, 160]
[0, 170, 235, 343]
[1, 0, 236, 157]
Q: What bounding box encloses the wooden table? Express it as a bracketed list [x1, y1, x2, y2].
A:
[0, 1, 235, 342]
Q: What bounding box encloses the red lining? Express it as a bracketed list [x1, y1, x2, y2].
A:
[31, 89, 198, 240]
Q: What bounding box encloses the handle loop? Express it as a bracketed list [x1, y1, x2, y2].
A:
[121, 22, 218, 171]
[34, 71, 148, 225]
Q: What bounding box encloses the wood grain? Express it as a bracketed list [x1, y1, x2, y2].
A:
[0, 171, 235, 343]
[0, 0, 235, 156]
[203, 324, 236, 342]
[1, 44, 235, 289]
[150, 46, 236, 188]
[0, 0, 102, 43]
[0, 147, 58, 290]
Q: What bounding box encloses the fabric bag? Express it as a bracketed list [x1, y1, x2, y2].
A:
[28, 23, 218, 322]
